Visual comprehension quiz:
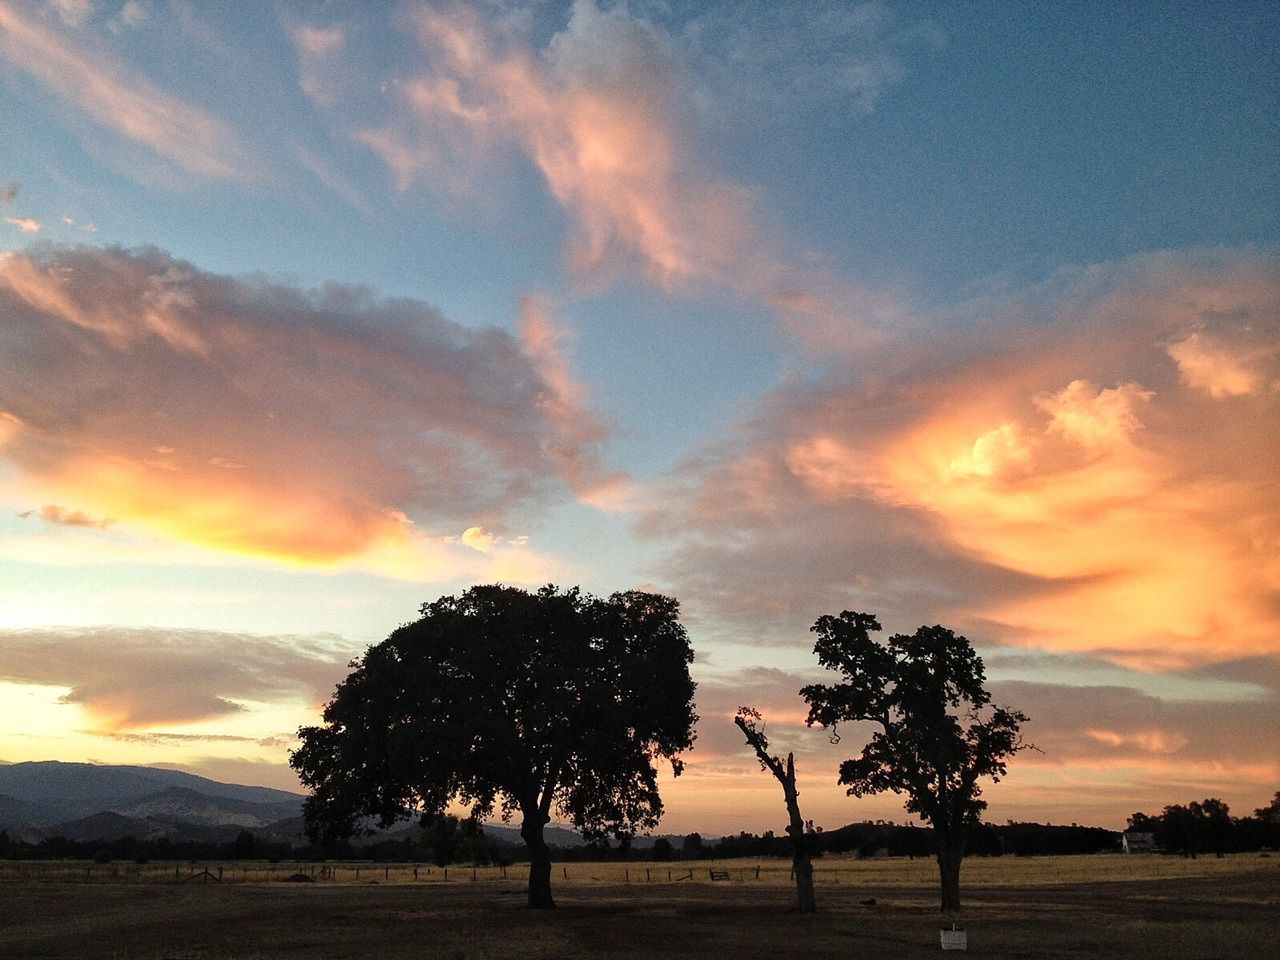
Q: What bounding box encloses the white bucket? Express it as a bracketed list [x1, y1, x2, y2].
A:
[940, 927, 967, 951]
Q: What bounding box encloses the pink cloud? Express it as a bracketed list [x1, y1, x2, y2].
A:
[331, 2, 765, 292]
[18, 504, 113, 528]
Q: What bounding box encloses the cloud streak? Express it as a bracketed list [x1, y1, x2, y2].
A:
[0, 0, 249, 179]
[0, 244, 596, 575]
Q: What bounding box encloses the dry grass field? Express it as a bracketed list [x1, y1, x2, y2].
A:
[1, 854, 1276, 959]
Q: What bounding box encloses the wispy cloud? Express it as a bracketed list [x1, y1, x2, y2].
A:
[516, 294, 631, 507]
[0, 0, 250, 179]
[18, 504, 113, 528]
[3, 215, 40, 232]
[350, 1, 760, 290]
[647, 250, 1280, 670]
[0, 244, 589, 576]
[0, 626, 357, 729]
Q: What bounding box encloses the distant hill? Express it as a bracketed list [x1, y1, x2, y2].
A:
[0, 761, 304, 841]
[0, 761, 713, 852]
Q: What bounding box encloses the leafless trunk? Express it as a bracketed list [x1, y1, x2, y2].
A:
[735, 712, 816, 913]
[781, 753, 817, 913]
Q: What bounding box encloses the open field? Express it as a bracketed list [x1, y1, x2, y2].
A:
[1, 854, 1277, 959]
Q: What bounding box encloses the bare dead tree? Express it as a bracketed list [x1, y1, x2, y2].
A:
[734, 706, 816, 913]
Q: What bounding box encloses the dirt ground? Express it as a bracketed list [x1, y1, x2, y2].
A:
[2, 858, 1277, 959]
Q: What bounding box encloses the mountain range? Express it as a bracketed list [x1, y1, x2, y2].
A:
[0, 760, 306, 844]
[0, 761, 667, 849]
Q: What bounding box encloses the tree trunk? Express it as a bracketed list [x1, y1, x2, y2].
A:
[782, 754, 817, 913]
[937, 839, 963, 914]
[521, 815, 555, 909]
[792, 851, 816, 913]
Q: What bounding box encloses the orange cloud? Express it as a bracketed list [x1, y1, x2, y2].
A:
[0, 245, 584, 574]
[652, 251, 1280, 669]
[0, 1, 249, 179]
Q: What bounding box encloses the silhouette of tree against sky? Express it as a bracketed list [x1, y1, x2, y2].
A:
[801, 612, 1029, 915]
[290, 584, 697, 909]
[1151, 799, 1234, 859]
[734, 706, 817, 913]
[1255, 791, 1280, 823]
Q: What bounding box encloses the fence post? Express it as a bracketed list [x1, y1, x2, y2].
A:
[385, 866, 390, 881]
[755, 865, 760, 880]
[562, 867, 568, 880]
[646, 868, 650, 882]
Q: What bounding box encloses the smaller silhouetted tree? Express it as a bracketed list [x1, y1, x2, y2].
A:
[1193, 799, 1232, 858]
[734, 706, 816, 913]
[1255, 791, 1280, 824]
[682, 832, 703, 858]
[1126, 811, 1159, 834]
[651, 837, 673, 861]
[802, 612, 1029, 915]
[232, 829, 255, 859]
[1159, 804, 1200, 858]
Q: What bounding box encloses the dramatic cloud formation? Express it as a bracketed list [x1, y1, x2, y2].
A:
[649, 251, 1280, 669]
[0, 244, 595, 574]
[0, 626, 356, 728]
[0, 0, 249, 179]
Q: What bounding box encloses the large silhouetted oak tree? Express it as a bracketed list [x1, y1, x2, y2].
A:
[290, 584, 696, 909]
[801, 612, 1028, 915]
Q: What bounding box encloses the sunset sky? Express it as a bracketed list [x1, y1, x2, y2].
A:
[1, 0, 1277, 835]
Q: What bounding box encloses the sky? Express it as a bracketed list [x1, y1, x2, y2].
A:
[1, 0, 1278, 835]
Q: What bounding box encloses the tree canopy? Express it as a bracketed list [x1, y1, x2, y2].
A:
[801, 611, 1028, 914]
[289, 584, 697, 908]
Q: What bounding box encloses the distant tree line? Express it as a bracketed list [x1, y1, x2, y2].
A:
[0, 829, 295, 864]
[1127, 792, 1280, 857]
[561, 820, 1117, 861]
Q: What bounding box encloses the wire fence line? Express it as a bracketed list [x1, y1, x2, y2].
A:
[0, 859, 890, 887]
[1, 853, 1267, 887]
